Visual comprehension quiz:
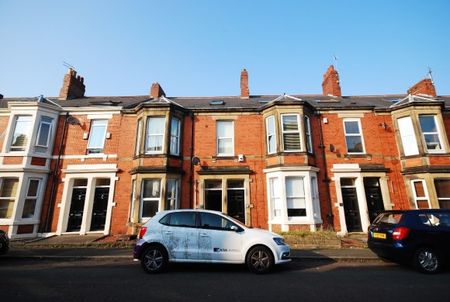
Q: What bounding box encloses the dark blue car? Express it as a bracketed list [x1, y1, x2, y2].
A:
[368, 209, 450, 274]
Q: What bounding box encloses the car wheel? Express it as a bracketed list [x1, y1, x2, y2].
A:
[141, 245, 168, 274]
[246, 246, 274, 274]
[413, 247, 441, 274]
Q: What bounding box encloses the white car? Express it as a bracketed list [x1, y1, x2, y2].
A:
[133, 209, 291, 274]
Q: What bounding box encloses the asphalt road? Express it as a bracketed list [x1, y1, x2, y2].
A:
[1, 258, 449, 302]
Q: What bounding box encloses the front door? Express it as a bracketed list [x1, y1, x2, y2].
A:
[341, 178, 362, 232]
[90, 187, 109, 231]
[67, 180, 87, 232]
[364, 177, 385, 223]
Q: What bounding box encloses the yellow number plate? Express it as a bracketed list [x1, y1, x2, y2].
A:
[373, 232, 386, 239]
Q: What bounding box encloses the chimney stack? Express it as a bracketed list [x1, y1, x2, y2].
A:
[59, 68, 86, 100]
[240, 68, 250, 99]
[322, 65, 342, 97]
[407, 78, 437, 97]
[150, 82, 165, 98]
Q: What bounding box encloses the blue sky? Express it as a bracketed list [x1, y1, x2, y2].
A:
[1, 0, 449, 98]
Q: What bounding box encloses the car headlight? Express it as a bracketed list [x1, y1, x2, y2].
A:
[273, 237, 286, 246]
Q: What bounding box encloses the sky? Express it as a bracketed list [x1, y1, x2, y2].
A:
[1, 0, 450, 98]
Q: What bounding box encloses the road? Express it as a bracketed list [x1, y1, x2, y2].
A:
[1, 258, 449, 302]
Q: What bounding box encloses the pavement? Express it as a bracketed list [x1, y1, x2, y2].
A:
[2, 237, 380, 262]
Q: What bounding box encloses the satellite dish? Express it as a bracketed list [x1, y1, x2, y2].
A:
[192, 156, 200, 166]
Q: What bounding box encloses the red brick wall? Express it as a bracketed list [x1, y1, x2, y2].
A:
[319, 112, 408, 231]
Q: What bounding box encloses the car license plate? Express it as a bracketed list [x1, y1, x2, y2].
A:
[372, 232, 386, 239]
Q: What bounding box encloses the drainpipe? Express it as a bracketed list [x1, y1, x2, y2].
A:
[189, 112, 195, 209]
[315, 111, 334, 228]
[43, 112, 69, 233]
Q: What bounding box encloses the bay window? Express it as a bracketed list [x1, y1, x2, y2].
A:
[146, 117, 165, 154]
[170, 117, 181, 156]
[10, 116, 32, 151]
[412, 180, 430, 209]
[22, 179, 41, 219]
[419, 115, 443, 152]
[281, 114, 301, 151]
[0, 178, 19, 219]
[434, 179, 450, 209]
[140, 179, 161, 219]
[266, 116, 276, 154]
[36, 116, 54, 149]
[286, 177, 306, 217]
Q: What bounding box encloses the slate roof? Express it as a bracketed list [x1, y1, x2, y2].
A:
[1, 94, 450, 111]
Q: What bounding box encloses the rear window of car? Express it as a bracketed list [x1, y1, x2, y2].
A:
[374, 213, 403, 225]
[418, 213, 450, 227]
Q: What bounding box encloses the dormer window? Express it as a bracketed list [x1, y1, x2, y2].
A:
[9, 116, 32, 152]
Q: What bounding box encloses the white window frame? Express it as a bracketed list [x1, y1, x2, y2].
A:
[411, 179, 431, 209]
[0, 178, 19, 219]
[397, 116, 419, 156]
[304, 115, 313, 153]
[343, 118, 365, 154]
[265, 169, 321, 230]
[9, 115, 32, 152]
[269, 178, 282, 218]
[285, 176, 307, 218]
[281, 114, 301, 152]
[22, 178, 41, 219]
[145, 116, 166, 154]
[216, 120, 234, 157]
[87, 119, 108, 153]
[140, 179, 162, 220]
[418, 115, 444, 153]
[169, 117, 181, 156]
[135, 118, 143, 156]
[165, 179, 179, 210]
[35, 117, 53, 148]
[266, 115, 277, 154]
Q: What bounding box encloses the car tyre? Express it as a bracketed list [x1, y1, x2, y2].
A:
[141, 245, 168, 274]
[413, 247, 441, 274]
[246, 246, 274, 274]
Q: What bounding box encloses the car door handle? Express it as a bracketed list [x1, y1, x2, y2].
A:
[200, 233, 209, 237]
[164, 231, 173, 235]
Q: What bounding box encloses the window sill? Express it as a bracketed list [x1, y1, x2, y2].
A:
[344, 153, 370, 158]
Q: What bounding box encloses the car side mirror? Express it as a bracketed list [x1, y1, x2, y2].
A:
[230, 225, 240, 232]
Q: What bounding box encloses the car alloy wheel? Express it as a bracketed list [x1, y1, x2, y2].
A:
[141, 246, 167, 274]
[246, 246, 274, 274]
[414, 248, 440, 274]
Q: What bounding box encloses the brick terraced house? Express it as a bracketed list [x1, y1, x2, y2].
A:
[1, 66, 449, 239]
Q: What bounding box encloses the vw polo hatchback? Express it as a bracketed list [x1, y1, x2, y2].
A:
[133, 209, 291, 274]
[368, 209, 450, 273]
